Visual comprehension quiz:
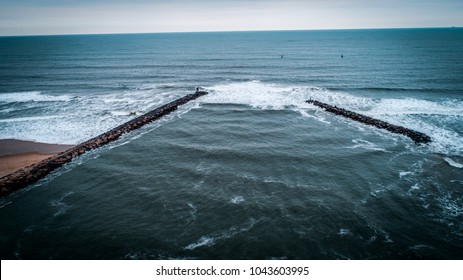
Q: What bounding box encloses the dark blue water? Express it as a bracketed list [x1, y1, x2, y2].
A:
[0, 29, 462, 259]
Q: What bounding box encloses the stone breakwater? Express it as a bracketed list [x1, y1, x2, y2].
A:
[306, 99, 431, 144]
[0, 90, 208, 197]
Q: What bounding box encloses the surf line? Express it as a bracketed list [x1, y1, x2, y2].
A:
[306, 99, 431, 144]
[0, 90, 208, 197]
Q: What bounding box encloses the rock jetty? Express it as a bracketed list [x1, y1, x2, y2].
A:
[306, 99, 431, 144]
[0, 90, 208, 197]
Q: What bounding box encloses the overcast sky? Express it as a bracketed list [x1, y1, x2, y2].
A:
[0, 0, 461, 36]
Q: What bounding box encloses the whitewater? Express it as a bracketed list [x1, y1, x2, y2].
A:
[0, 29, 462, 259]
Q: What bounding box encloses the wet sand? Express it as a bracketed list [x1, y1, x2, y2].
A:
[0, 139, 74, 178]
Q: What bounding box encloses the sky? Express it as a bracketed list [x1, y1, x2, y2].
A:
[0, 0, 462, 36]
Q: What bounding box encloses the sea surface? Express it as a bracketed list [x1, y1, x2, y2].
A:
[0, 29, 462, 259]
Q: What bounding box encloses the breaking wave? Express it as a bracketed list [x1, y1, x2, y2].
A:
[204, 81, 463, 156]
[1, 81, 461, 156]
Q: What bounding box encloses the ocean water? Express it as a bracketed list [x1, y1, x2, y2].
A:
[0, 29, 462, 259]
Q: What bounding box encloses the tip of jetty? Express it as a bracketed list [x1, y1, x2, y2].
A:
[0, 89, 208, 197]
[306, 99, 431, 144]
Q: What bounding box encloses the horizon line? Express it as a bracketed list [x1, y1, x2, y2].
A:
[1, 26, 461, 38]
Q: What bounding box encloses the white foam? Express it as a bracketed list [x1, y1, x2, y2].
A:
[110, 111, 133, 116]
[399, 171, 413, 178]
[0, 91, 72, 103]
[302, 88, 463, 156]
[204, 80, 313, 110]
[338, 228, 352, 236]
[350, 139, 387, 152]
[0, 88, 182, 144]
[2, 81, 462, 156]
[362, 98, 463, 155]
[184, 218, 257, 250]
[0, 115, 64, 123]
[108, 140, 131, 150]
[230, 196, 245, 204]
[370, 98, 463, 117]
[184, 236, 215, 250]
[438, 196, 463, 218]
[427, 126, 463, 156]
[444, 158, 463, 168]
[298, 110, 331, 124]
[187, 203, 197, 221]
[203, 81, 463, 155]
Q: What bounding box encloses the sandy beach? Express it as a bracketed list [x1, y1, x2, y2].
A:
[0, 139, 74, 178]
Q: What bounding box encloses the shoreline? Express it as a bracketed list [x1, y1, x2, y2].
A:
[0, 139, 74, 178]
[0, 90, 208, 197]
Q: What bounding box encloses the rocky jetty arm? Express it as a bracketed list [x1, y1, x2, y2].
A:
[0, 90, 208, 197]
[306, 99, 431, 144]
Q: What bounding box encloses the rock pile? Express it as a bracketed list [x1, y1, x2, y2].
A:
[306, 99, 431, 144]
[0, 90, 208, 197]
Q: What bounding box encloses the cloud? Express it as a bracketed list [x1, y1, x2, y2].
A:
[0, 0, 462, 35]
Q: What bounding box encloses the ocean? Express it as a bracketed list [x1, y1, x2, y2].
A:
[0, 29, 462, 259]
